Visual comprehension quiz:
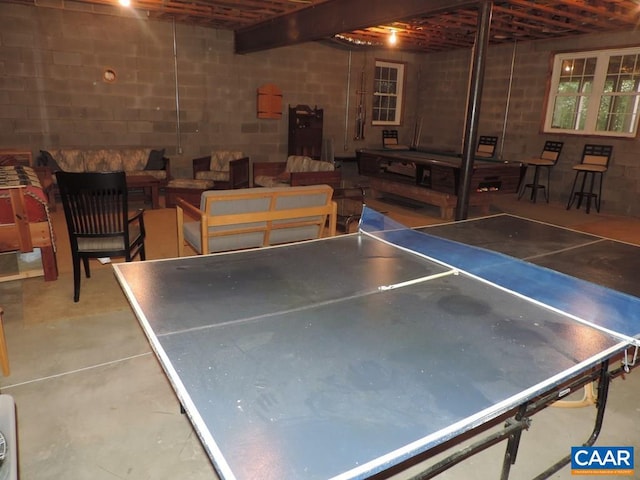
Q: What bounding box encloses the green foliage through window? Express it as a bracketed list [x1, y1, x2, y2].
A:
[544, 47, 640, 137]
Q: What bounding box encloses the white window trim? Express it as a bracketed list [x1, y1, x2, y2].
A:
[372, 60, 405, 126]
[543, 46, 640, 138]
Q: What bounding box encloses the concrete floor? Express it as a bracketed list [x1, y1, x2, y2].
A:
[1, 175, 639, 479]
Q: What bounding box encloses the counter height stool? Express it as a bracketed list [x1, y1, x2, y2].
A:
[566, 144, 613, 214]
[518, 140, 564, 203]
[475, 136, 498, 158]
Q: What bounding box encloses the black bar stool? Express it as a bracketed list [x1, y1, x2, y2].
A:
[518, 140, 564, 203]
[566, 144, 613, 214]
[475, 135, 498, 158]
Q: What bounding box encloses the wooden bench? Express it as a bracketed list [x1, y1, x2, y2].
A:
[368, 177, 491, 220]
[176, 185, 337, 256]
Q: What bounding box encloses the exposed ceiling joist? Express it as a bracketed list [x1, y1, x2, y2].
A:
[4, 0, 640, 54]
[234, 0, 476, 53]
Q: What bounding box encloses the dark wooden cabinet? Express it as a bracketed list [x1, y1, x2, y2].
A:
[288, 105, 323, 159]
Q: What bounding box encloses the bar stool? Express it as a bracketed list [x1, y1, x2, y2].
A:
[475, 135, 498, 158]
[518, 141, 564, 203]
[566, 144, 613, 214]
[0, 307, 10, 376]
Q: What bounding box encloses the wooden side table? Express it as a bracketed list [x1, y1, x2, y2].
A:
[126, 175, 161, 209]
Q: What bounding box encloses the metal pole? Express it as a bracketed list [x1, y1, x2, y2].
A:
[499, 41, 517, 160]
[173, 18, 183, 155]
[456, 0, 492, 220]
[344, 51, 352, 151]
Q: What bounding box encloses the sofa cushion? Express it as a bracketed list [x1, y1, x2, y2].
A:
[145, 148, 166, 170]
[209, 151, 244, 172]
[52, 149, 85, 172]
[124, 148, 152, 171]
[285, 156, 334, 173]
[37, 150, 62, 172]
[195, 170, 230, 182]
[124, 170, 167, 180]
[83, 149, 124, 172]
[253, 175, 289, 188]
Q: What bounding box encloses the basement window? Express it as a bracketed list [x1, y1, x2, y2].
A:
[544, 46, 640, 138]
[372, 60, 405, 126]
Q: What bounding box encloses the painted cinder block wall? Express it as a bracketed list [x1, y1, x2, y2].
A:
[417, 30, 640, 216]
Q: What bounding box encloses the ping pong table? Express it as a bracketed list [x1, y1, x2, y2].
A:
[113, 207, 640, 480]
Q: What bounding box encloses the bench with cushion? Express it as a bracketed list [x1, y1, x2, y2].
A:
[253, 155, 340, 188]
[176, 185, 337, 256]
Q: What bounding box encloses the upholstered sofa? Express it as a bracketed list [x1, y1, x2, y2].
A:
[176, 184, 337, 256]
[253, 155, 340, 188]
[36, 147, 171, 184]
[192, 151, 250, 189]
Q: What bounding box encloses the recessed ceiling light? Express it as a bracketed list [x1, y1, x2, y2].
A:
[119, 0, 131, 6]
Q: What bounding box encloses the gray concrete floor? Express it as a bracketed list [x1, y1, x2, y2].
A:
[1, 171, 639, 479]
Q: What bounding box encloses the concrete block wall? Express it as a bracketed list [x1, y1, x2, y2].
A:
[417, 30, 640, 217]
[1, 3, 638, 217]
[0, 3, 421, 178]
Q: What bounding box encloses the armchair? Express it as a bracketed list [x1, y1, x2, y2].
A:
[192, 151, 250, 189]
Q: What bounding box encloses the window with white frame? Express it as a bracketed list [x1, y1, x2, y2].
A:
[544, 46, 640, 137]
[372, 60, 405, 126]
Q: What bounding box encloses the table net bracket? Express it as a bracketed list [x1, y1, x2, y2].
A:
[622, 345, 638, 373]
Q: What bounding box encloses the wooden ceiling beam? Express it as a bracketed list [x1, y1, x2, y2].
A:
[492, 5, 591, 33]
[503, 0, 627, 31]
[553, 0, 639, 24]
[234, 0, 478, 54]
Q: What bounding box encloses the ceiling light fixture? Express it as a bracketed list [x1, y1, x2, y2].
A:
[389, 29, 397, 45]
[119, 0, 131, 6]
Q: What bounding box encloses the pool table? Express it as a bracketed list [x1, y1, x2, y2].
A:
[357, 148, 522, 219]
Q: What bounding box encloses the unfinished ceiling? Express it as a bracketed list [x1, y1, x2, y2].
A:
[6, 0, 640, 54]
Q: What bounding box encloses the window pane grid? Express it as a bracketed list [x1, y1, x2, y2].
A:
[545, 48, 640, 137]
[372, 61, 404, 126]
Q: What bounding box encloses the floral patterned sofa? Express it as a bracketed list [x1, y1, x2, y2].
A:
[253, 155, 340, 188]
[36, 147, 170, 185]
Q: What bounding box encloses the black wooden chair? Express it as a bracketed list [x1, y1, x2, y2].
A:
[57, 171, 146, 302]
[518, 140, 564, 203]
[566, 144, 613, 214]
